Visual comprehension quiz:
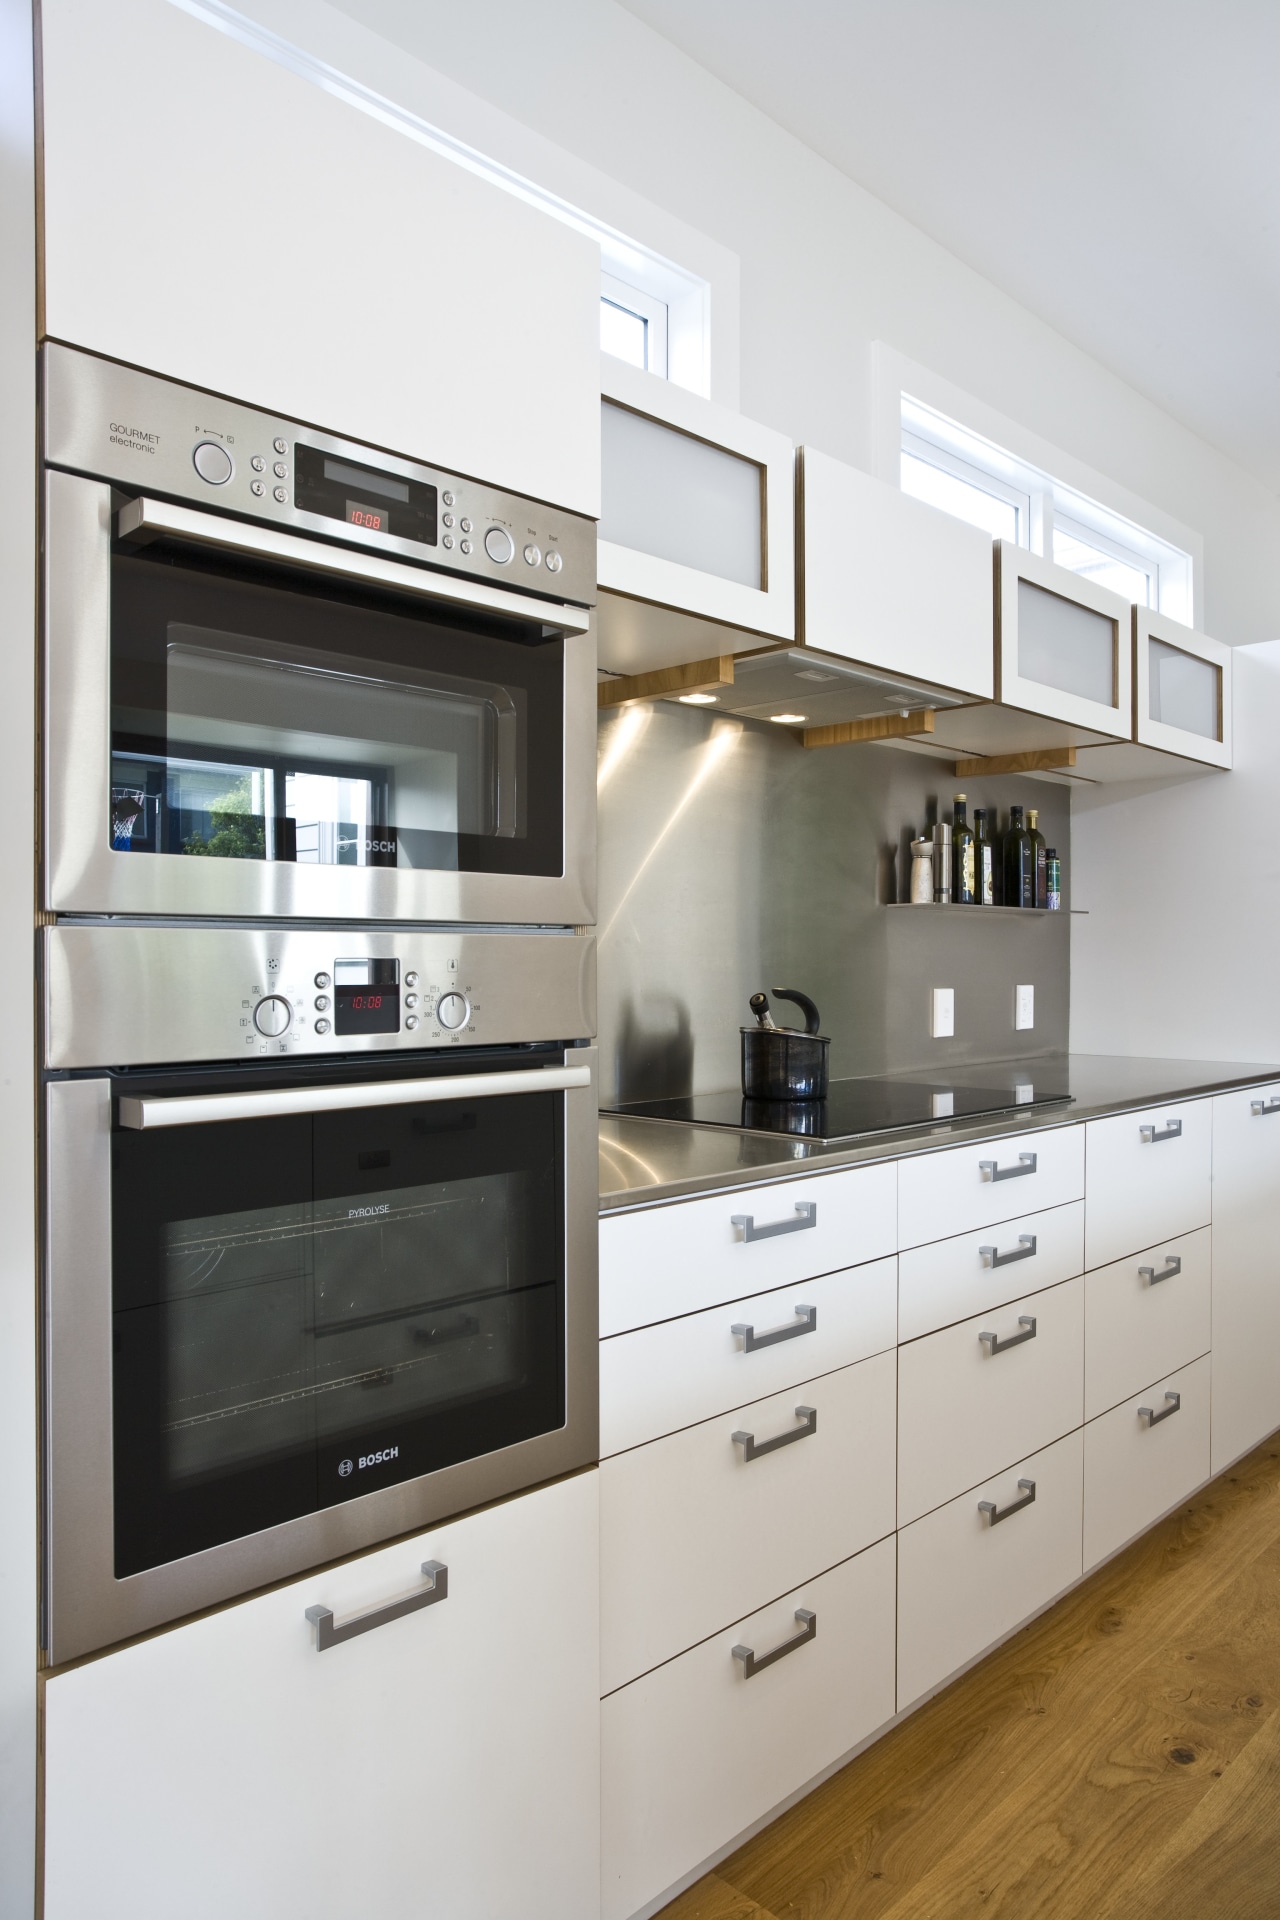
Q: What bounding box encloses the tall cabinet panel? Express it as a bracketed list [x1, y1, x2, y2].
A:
[1210, 1083, 1280, 1472]
[42, 1473, 600, 1920]
[39, 0, 601, 515]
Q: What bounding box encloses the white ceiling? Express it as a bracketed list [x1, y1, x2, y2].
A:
[619, 0, 1280, 492]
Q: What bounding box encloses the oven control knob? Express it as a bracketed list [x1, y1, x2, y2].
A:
[484, 526, 514, 565]
[435, 991, 469, 1030]
[253, 995, 292, 1037]
[193, 441, 233, 486]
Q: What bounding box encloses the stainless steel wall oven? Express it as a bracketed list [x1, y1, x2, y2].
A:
[42, 925, 598, 1665]
[41, 345, 597, 925]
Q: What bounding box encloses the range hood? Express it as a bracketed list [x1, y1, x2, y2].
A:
[598, 644, 976, 743]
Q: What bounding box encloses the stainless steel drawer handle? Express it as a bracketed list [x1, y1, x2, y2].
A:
[731, 1304, 817, 1352]
[305, 1560, 447, 1651]
[978, 1152, 1037, 1182]
[979, 1478, 1036, 1526]
[1139, 1255, 1182, 1286]
[730, 1202, 817, 1243]
[1139, 1391, 1181, 1427]
[980, 1233, 1037, 1269]
[1140, 1119, 1183, 1143]
[979, 1314, 1037, 1355]
[1252, 1097, 1280, 1116]
[732, 1608, 816, 1679]
[732, 1405, 817, 1462]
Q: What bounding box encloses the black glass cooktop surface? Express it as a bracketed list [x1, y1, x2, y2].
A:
[605, 1068, 1074, 1144]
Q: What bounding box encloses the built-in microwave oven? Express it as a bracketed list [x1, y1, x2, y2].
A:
[41, 345, 597, 927]
[42, 923, 598, 1665]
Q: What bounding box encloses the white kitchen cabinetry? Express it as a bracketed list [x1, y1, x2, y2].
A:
[600, 1254, 897, 1457]
[897, 1125, 1084, 1250]
[1083, 1355, 1210, 1572]
[897, 1200, 1084, 1342]
[601, 1350, 896, 1692]
[1084, 1098, 1212, 1269]
[597, 359, 795, 673]
[39, 0, 601, 516]
[897, 1276, 1084, 1526]
[897, 1429, 1083, 1711]
[599, 1162, 897, 1336]
[1084, 1227, 1211, 1421]
[1132, 609, 1232, 770]
[1210, 1081, 1280, 1471]
[42, 1474, 600, 1920]
[798, 448, 994, 700]
[601, 1538, 896, 1920]
[995, 543, 1132, 738]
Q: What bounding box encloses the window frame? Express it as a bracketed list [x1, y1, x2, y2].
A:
[900, 429, 1029, 545]
[600, 273, 669, 378]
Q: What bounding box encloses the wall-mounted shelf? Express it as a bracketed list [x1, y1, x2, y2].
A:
[884, 903, 1056, 917]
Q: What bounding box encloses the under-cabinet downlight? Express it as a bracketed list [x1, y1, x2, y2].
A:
[678, 693, 719, 705]
[769, 713, 808, 724]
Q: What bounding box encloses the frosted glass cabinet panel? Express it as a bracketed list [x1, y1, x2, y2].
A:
[597, 357, 795, 667]
[997, 544, 1131, 738]
[1134, 609, 1231, 769]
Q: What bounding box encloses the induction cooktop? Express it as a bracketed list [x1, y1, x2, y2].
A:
[605, 1068, 1074, 1145]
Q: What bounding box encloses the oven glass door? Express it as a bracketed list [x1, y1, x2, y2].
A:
[108, 541, 564, 878]
[110, 1082, 565, 1578]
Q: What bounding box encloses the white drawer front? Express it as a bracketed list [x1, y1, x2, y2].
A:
[897, 1126, 1083, 1251]
[1084, 1099, 1211, 1270]
[898, 1200, 1083, 1343]
[897, 1428, 1083, 1711]
[897, 1274, 1084, 1526]
[1083, 1355, 1210, 1572]
[1210, 1081, 1280, 1473]
[600, 1163, 897, 1337]
[601, 1351, 896, 1693]
[600, 1255, 896, 1456]
[601, 1537, 896, 1920]
[1084, 1227, 1211, 1420]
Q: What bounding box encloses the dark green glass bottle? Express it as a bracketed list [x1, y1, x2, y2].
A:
[973, 807, 995, 905]
[1026, 807, 1048, 909]
[952, 795, 976, 905]
[1003, 804, 1035, 908]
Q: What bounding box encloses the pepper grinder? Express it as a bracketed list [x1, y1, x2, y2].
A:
[909, 837, 934, 904]
[933, 821, 952, 904]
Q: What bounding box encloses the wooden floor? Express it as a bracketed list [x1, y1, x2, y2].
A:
[658, 1437, 1280, 1920]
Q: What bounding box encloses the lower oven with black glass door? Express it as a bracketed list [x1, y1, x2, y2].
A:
[42, 924, 597, 1665]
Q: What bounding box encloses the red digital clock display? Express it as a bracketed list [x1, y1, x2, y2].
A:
[334, 983, 400, 1035]
[346, 500, 387, 532]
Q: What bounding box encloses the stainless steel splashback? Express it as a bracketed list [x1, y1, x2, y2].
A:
[597, 702, 1070, 1103]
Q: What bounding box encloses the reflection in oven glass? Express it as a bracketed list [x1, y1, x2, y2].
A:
[160, 1173, 530, 1485]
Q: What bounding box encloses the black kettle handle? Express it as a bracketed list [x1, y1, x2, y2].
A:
[772, 988, 821, 1036]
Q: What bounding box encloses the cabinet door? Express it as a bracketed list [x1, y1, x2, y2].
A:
[601, 1350, 896, 1691]
[1084, 1227, 1211, 1420]
[996, 543, 1131, 737]
[898, 1200, 1083, 1343]
[897, 1429, 1083, 1711]
[1211, 1082, 1280, 1471]
[42, 1474, 600, 1920]
[799, 449, 994, 699]
[39, 0, 601, 515]
[1133, 609, 1232, 769]
[1084, 1098, 1212, 1271]
[1083, 1356, 1210, 1572]
[897, 1125, 1083, 1251]
[602, 1538, 896, 1920]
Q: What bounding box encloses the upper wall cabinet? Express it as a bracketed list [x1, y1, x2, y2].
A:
[38, 0, 601, 516]
[1133, 608, 1232, 770]
[799, 450, 994, 701]
[996, 544, 1131, 738]
[596, 359, 795, 673]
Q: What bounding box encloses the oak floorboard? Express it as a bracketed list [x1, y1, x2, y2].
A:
[655, 1871, 783, 1920]
[654, 1438, 1280, 1920]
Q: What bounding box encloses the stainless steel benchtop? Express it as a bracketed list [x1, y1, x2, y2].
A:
[599, 1054, 1280, 1214]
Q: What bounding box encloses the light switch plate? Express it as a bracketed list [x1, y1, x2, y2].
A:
[931, 987, 955, 1038]
[1015, 984, 1035, 1031]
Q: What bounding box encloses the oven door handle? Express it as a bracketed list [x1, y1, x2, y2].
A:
[117, 1064, 592, 1130]
[114, 496, 593, 636]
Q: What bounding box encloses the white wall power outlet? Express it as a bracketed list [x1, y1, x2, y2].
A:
[1015, 984, 1035, 1031]
[931, 987, 955, 1038]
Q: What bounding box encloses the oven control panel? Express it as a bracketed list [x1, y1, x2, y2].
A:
[42, 342, 596, 610]
[44, 926, 596, 1071]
